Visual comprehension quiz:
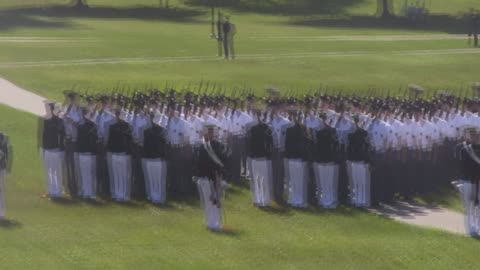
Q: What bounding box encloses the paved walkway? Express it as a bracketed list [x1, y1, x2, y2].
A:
[0, 77, 467, 235]
[0, 78, 46, 116]
[371, 201, 466, 235]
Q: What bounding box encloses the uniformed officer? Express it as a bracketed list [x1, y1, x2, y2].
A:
[142, 112, 168, 204]
[455, 128, 480, 236]
[75, 106, 98, 199]
[313, 113, 341, 208]
[40, 102, 67, 198]
[222, 15, 237, 60]
[107, 108, 134, 202]
[347, 115, 373, 207]
[166, 102, 192, 195]
[247, 109, 274, 207]
[216, 11, 224, 57]
[193, 123, 229, 231]
[62, 91, 82, 197]
[269, 100, 291, 204]
[94, 95, 116, 197]
[0, 132, 11, 219]
[284, 109, 312, 208]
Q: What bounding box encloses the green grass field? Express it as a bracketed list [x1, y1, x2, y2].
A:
[1, 1, 479, 269]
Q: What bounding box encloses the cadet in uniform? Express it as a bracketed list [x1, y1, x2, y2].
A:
[247, 109, 274, 207]
[62, 91, 82, 197]
[313, 113, 341, 208]
[456, 128, 480, 236]
[347, 115, 373, 207]
[142, 112, 168, 204]
[94, 95, 116, 197]
[107, 108, 134, 202]
[193, 124, 229, 231]
[284, 109, 311, 208]
[75, 107, 98, 199]
[40, 102, 67, 198]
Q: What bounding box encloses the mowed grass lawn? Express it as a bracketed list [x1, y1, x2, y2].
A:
[0, 1, 480, 269]
[1, 103, 480, 269]
[0, 0, 478, 99]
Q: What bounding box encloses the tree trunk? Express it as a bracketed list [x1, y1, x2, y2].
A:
[381, 0, 392, 18]
[72, 0, 88, 8]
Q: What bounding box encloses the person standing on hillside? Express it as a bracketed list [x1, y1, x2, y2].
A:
[222, 15, 237, 60]
[216, 12, 225, 57]
[0, 132, 11, 220]
[468, 9, 479, 47]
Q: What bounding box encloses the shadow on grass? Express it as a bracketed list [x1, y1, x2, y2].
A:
[0, 5, 204, 31]
[373, 200, 444, 220]
[287, 14, 469, 34]
[209, 226, 244, 237]
[185, 0, 366, 16]
[258, 205, 293, 216]
[0, 218, 22, 229]
[49, 196, 82, 206]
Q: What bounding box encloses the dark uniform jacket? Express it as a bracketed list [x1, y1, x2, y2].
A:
[457, 143, 480, 183]
[315, 126, 340, 163]
[143, 124, 167, 159]
[222, 21, 231, 36]
[76, 120, 98, 153]
[107, 120, 133, 154]
[247, 123, 274, 159]
[192, 140, 229, 181]
[0, 132, 9, 171]
[285, 123, 311, 161]
[347, 128, 372, 162]
[42, 116, 66, 151]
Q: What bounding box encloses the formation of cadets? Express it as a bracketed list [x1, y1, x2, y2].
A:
[37, 83, 480, 232]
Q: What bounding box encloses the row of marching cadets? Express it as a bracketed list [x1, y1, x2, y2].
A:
[37, 83, 480, 231]
[246, 85, 480, 212]
[37, 89, 251, 230]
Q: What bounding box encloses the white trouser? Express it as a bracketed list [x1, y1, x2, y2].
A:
[250, 158, 273, 207]
[196, 177, 222, 230]
[347, 161, 371, 207]
[286, 159, 308, 208]
[142, 159, 167, 204]
[42, 149, 66, 198]
[313, 163, 339, 209]
[107, 153, 132, 201]
[74, 153, 97, 199]
[0, 169, 6, 218]
[459, 180, 480, 236]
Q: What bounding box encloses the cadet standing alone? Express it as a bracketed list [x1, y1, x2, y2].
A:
[0, 132, 11, 220]
[222, 15, 237, 60]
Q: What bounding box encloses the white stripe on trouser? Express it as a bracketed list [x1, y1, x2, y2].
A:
[347, 161, 371, 207]
[43, 149, 66, 197]
[286, 159, 308, 208]
[107, 153, 132, 201]
[74, 153, 97, 199]
[142, 159, 167, 204]
[196, 177, 222, 230]
[250, 158, 273, 207]
[0, 169, 6, 218]
[459, 180, 480, 235]
[313, 163, 339, 208]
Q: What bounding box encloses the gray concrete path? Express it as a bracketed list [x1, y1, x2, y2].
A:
[0, 78, 46, 116]
[371, 201, 466, 235]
